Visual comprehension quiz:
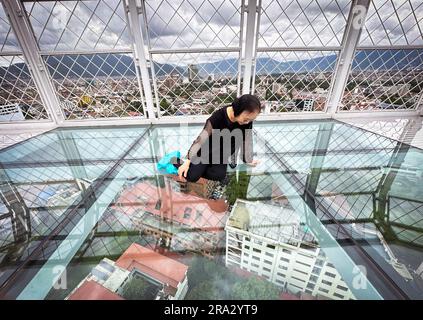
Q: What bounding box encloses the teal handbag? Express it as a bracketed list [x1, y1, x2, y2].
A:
[157, 150, 181, 174]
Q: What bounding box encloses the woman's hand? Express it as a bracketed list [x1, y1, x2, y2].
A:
[245, 159, 260, 167]
[178, 159, 191, 179]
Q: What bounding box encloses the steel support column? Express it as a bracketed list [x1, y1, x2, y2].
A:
[241, 0, 259, 95]
[1, 0, 64, 124]
[125, 0, 156, 120]
[326, 0, 371, 115]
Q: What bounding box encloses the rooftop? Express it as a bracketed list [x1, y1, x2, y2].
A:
[115, 243, 188, 289]
[67, 280, 124, 300]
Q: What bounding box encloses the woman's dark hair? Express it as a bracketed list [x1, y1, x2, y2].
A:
[231, 94, 261, 117]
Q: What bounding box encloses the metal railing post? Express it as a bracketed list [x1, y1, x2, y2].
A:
[325, 0, 371, 115]
[125, 0, 156, 120]
[241, 0, 259, 95]
[2, 0, 64, 124]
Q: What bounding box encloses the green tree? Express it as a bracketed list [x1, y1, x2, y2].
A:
[121, 276, 159, 300]
[77, 99, 88, 109]
[225, 172, 251, 205]
[160, 98, 170, 111]
[265, 88, 272, 100]
[187, 256, 208, 286]
[231, 277, 280, 300]
[185, 281, 221, 300]
[320, 80, 330, 90]
[186, 256, 228, 284]
[206, 105, 216, 114]
[213, 92, 236, 104]
[186, 257, 242, 300]
[127, 100, 143, 114]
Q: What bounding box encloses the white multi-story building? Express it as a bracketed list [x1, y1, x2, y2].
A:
[303, 98, 314, 111]
[271, 82, 286, 95]
[225, 199, 355, 300]
[192, 97, 207, 104]
[387, 84, 411, 96]
[188, 64, 200, 81]
[0, 104, 25, 121]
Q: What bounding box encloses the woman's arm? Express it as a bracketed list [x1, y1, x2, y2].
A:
[241, 122, 254, 163]
[178, 119, 213, 178]
[186, 119, 213, 161]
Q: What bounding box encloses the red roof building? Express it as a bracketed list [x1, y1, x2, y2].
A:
[114, 181, 228, 232]
[68, 280, 124, 300]
[67, 243, 189, 300]
[113, 180, 229, 257]
[116, 243, 188, 292]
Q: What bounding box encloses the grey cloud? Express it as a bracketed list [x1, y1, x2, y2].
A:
[191, 0, 240, 28]
[0, 24, 21, 51]
[26, 0, 132, 50]
[146, 16, 184, 39]
[144, 0, 240, 48]
[2, 0, 420, 53]
[260, 0, 349, 27]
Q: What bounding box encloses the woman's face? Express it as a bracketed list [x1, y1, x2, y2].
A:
[235, 109, 260, 125]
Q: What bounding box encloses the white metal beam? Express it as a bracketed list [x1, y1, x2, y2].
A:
[140, 0, 161, 119]
[0, 121, 57, 132]
[0, 109, 419, 132]
[49, 109, 421, 127]
[250, 0, 262, 95]
[326, 0, 371, 115]
[333, 110, 420, 120]
[1, 0, 64, 124]
[236, 0, 246, 97]
[124, 0, 156, 120]
[122, 1, 148, 119]
[241, 0, 259, 95]
[416, 93, 423, 116]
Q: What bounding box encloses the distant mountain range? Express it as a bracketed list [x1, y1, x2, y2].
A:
[1, 49, 421, 80]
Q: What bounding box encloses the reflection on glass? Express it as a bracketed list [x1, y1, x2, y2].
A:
[0, 120, 422, 300]
[226, 199, 355, 300]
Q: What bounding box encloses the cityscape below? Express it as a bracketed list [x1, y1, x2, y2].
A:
[1, 50, 422, 121]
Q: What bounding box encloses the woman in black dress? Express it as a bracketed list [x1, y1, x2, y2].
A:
[173, 94, 261, 182]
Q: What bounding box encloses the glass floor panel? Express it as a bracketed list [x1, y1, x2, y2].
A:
[0, 120, 422, 300]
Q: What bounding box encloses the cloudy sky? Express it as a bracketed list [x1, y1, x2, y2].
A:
[0, 0, 422, 66]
